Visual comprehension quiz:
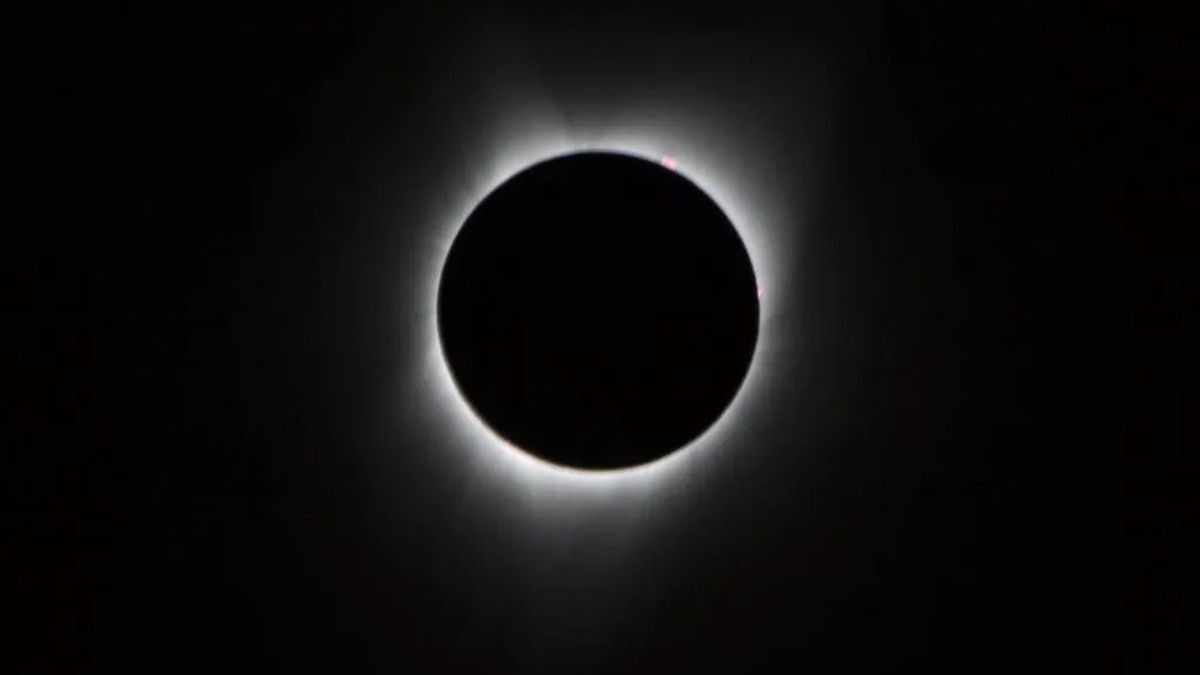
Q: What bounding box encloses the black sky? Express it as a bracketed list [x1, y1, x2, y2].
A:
[22, 2, 1194, 673]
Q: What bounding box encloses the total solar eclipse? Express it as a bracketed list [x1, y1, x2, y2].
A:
[437, 152, 759, 470]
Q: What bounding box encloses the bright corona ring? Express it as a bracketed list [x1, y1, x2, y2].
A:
[414, 124, 788, 498]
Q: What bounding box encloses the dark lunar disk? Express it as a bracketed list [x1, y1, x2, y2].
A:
[437, 152, 759, 470]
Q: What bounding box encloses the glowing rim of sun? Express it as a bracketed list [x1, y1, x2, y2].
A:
[414, 127, 786, 497]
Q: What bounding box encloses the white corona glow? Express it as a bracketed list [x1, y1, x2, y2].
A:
[396, 89, 804, 511]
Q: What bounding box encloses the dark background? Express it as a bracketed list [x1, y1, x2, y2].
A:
[21, 1, 1193, 672]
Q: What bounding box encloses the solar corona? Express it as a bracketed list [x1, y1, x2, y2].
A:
[407, 119, 795, 501]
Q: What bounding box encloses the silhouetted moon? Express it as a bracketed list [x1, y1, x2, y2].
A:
[437, 152, 758, 470]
